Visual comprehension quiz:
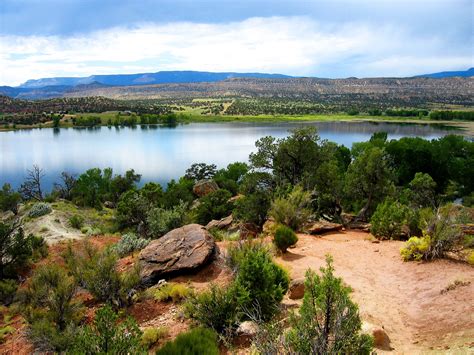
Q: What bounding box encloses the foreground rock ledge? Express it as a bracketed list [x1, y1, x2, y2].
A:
[139, 224, 217, 285]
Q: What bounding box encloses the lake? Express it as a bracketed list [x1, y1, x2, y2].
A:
[0, 121, 459, 190]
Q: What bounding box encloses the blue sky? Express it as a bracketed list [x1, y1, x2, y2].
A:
[0, 0, 472, 85]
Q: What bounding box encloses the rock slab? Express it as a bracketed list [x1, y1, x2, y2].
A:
[205, 214, 233, 230]
[139, 224, 216, 285]
[307, 221, 343, 235]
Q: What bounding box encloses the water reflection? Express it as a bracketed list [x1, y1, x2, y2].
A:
[0, 121, 460, 190]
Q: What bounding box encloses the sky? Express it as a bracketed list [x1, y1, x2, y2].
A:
[0, 0, 472, 86]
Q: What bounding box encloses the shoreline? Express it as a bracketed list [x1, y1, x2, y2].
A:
[1, 113, 473, 136]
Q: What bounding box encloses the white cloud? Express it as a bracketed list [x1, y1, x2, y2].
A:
[0, 16, 471, 86]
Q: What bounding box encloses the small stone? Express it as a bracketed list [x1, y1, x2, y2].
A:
[235, 321, 258, 346]
[288, 278, 305, 299]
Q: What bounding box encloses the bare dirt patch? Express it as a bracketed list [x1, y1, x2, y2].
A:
[276, 231, 474, 354]
[23, 209, 83, 244]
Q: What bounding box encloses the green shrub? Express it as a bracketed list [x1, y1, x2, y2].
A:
[114, 233, 149, 257]
[185, 163, 217, 181]
[0, 221, 47, 279]
[20, 264, 82, 351]
[72, 304, 144, 354]
[43, 193, 58, 203]
[30, 235, 48, 261]
[401, 204, 466, 261]
[468, 252, 474, 265]
[28, 202, 52, 218]
[416, 207, 435, 232]
[142, 327, 169, 349]
[226, 240, 269, 272]
[269, 186, 311, 231]
[28, 318, 77, 351]
[115, 190, 152, 232]
[208, 228, 240, 242]
[463, 192, 474, 207]
[68, 215, 84, 229]
[234, 242, 289, 320]
[214, 162, 249, 195]
[194, 189, 233, 225]
[0, 183, 21, 215]
[64, 242, 140, 306]
[185, 283, 246, 334]
[0, 325, 14, 343]
[147, 201, 187, 238]
[0, 279, 18, 305]
[424, 205, 464, 260]
[273, 225, 298, 252]
[407, 172, 437, 208]
[161, 178, 195, 209]
[233, 192, 271, 227]
[400, 235, 431, 261]
[156, 327, 219, 355]
[286, 256, 373, 354]
[370, 199, 411, 239]
[153, 283, 193, 302]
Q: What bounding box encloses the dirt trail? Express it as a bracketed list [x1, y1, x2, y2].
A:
[23, 210, 83, 243]
[276, 231, 474, 354]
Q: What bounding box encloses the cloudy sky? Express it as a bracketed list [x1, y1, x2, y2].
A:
[0, 0, 472, 86]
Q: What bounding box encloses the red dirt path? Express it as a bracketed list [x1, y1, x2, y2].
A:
[276, 231, 474, 354]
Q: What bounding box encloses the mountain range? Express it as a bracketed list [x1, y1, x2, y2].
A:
[19, 71, 293, 88]
[0, 69, 472, 100]
[414, 67, 474, 79]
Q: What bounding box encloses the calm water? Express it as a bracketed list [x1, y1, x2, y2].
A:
[0, 121, 458, 190]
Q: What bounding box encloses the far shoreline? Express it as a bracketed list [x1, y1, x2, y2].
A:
[1, 113, 473, 137]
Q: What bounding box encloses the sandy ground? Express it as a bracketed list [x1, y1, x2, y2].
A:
[276, 231, 474, 354]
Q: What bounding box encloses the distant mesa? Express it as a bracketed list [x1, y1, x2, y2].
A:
[414, 67, 474, 79]
[18, 70, 294, 89]
[0, 68, 471, 101]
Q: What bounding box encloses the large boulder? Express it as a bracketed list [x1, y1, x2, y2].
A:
[193, 179, 219, 197]
[288, 278, 305, 299]
[139, 224, 217, 285]
[306, 221, 343, 235]
[205, 214, 233, 230]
